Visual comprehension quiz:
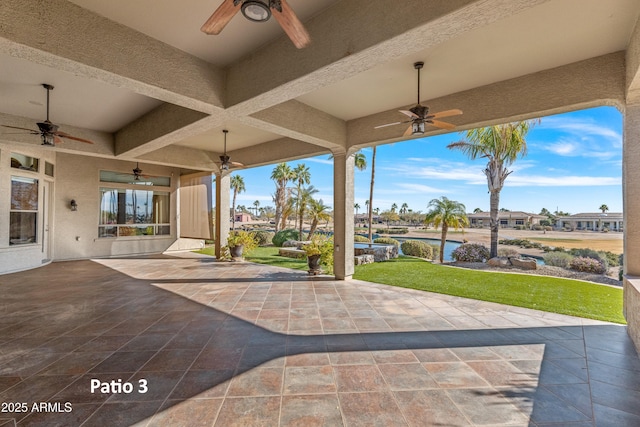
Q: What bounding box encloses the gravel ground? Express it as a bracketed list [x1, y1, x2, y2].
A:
[447, 262, 622, 287]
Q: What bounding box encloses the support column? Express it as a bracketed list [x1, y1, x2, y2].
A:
[214, 172, 230, 259]
[623, 103, 640, 352]
[333, 151, 355, 280]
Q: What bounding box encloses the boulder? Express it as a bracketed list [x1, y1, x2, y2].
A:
[488, 257, 511, 267]
[354, 254, 375, 265]
[509, 257, 538, 270]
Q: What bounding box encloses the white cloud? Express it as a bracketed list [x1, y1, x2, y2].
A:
[304, 157, 333, 165]
[546, 139, 580, 156]
[541, 116, 621, 146]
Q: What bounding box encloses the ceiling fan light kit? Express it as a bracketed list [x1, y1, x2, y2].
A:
[242, 0, 271, 22]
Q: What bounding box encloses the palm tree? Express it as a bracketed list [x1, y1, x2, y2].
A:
[354, 151, 367, 172]
[447, 120, 537, 258]
[367, 146, 377, 242]
[270, 163, 293, 232]
[391, 203, 398, 213]
[230, 174, 245, 230]
[599, 204, 609, 213]
[473, 207, 483, 213]
[292, 164, 311, 230]
[400, 203, 408, 215]
[253, 200, 260, 217]
[293, 185, 319, 240]
[424, 197, 469, 263]
[354, 203, 361, 223]
[307, 198, 332, 237]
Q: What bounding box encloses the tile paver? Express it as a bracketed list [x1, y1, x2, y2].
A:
[0, 253, 638, 426]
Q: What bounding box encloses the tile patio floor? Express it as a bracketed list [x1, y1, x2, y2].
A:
[0, 253, 639, 426]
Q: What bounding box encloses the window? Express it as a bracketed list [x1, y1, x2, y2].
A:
[11, 153, 39, 172]
[45, 161, 54, 177]
[10, 176, 38, 245]
[500, 219, 508, 225]
[99, 188, 170, 238]
[515, 219, 524, 225]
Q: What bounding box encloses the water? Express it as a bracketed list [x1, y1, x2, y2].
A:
[395, 237, 461, 262]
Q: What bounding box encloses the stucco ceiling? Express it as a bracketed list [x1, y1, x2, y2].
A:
[0, 0, 639, 170]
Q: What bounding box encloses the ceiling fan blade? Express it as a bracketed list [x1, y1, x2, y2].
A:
[201, 0, 241, 35]
[1, 124, 38, 132]
[403, 125, 414, 137]
[430, 119, 456, 130]
[272, 0, 311, 48]
[374, 121, 402, 129]
[55, 131, 94, 144]
[54, 135, 64, 144]
[399, 110, 419, 119]
[429, 109, 463, 119]
[230, 161, 245, 167]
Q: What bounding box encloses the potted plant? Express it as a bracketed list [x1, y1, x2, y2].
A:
[302, 235, 334, 275]
[227, 230, 258, 261]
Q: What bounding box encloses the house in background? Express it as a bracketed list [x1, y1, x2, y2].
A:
[467, 211, 546, 229]
[234, 212, 252, 223]
[556, 212, 624, 231]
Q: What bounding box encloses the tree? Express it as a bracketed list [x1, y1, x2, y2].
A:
[293, 185, 319, 240]
[253, 200, 260, 217]
[599, 204, 609, 213]
[368, 147, 377, 242]
[292, 164, 311, 231]
[354, 203, 361, 222]
[391, 203, 398, 213]
[270, 163, 293, 232]
[473, 207, 483, 213]
[307, 198, 332, 237]
[380, 210, 400, 230]
[424, 196, 469, 263]
[230, 174, 246, 230]
[447, 120, 537, 258]
[354, 151, 367, 172]
[400, 203, 408, 215]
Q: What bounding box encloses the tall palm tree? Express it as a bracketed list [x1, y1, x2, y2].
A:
[293, 185, 319, 240]
[230, 174, 245, 230]
[253, 200, 260, 217]
[270, 163, 293, 232]
[400, 203, 408, 215]
[447, 120, 537, 258]
[367, 146, 377, 242]
[307, 198, 332, 237]
[354, 151, 367, 172]
[292, 164, 311, 231]
[424, 197, 469, 263]
[354, 203, 360, 223]
[599, 204, 609, 213]
[391, 203, 398, 213]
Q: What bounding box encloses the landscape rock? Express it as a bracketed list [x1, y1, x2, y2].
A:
[488, 257, 511, 267]
[510, 257, 538, 270]
[354, 254, 375, 265]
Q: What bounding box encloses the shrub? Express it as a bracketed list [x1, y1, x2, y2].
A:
[543, 252, 574, 269]
[568, 248, 609, 270]
[451, 243, 490, 262]
[569, 256, 607, 274]
[498, 247, 519, 258]
[374, 237, 400, 246]
[400, 240, 433, 259]
[272, 229, 300, 247]
[354, 234, 371, 243]
[376, 227, 409, 234]
[599, 250, 622, 267]
[430, 244, 440, 261]
[253, 230, 275, 246]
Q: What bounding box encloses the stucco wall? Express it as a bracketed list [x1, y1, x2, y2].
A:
[53, 152, 179, 261]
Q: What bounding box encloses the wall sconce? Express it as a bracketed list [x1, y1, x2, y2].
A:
[70, 199, 78, 211]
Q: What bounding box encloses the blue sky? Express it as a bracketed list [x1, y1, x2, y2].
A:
[232, 106, 623, 215]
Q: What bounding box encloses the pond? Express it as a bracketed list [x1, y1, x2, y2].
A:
[395, 237, 461, 262]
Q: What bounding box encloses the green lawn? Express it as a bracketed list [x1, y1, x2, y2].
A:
[353, 256, 625, 324]
[194, 247, 625, 324]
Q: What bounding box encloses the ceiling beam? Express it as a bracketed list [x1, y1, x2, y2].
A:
[225, 0, 550, 114]
[138, 145, 217, 171]
[227, 138, 329, 168]
[347, 52, 625, 149]
[0, 0, 225, 114]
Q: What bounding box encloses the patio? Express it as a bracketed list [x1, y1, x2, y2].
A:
[0, 253, 639, 426]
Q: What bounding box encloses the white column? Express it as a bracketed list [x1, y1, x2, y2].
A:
[214, 172, 230, 259]
[333, 151, 355, 280]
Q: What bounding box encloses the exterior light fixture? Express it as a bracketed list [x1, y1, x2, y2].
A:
[412, 121, 426, 135]
[70, 199, 78, 211]
[241, 1, 271, 22]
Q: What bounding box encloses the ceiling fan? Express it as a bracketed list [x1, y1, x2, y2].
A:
[219, 129, 244, 172]
[375, 62, 463, 137]
[1, 83, 94, 146]
[200, 0, 310, 49]
[132, 162, 145, 181]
